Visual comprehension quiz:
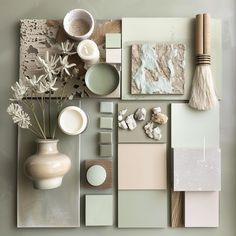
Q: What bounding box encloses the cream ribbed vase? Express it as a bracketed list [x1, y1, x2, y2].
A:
[24, 139, 71, 190]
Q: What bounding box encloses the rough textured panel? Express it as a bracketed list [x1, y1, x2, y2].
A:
[131, 44, 185, 95]
[118, 190, 167, 228]
[173, 148, 221, 191]
[185, 191, 219, 227]
[85, 195, 113, 226]
[118, 144, 167, 190]
[19, 19, 121, 98]
[171, 191, 184, 227]
[84, 160, 112, 189]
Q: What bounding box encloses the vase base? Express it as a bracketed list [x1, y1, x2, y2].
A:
[33, 177, 63, 190]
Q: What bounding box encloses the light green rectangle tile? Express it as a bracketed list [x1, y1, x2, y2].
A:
[118, 190, 167, 228]
[106, 33, 121, 48]
[171, 103, 220, 148]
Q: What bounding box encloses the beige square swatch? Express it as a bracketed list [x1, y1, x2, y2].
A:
[118, 144, 167, 190]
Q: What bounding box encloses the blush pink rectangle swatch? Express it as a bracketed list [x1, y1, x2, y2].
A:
[118, 144, 167, 190]
[185, 191, 219, 227]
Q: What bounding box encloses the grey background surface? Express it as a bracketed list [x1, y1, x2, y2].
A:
[0, 0, 235, 235]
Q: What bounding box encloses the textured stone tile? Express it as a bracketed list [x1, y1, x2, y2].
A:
[99, 132, 112, 144]
[100, 117, 113, 129]
[86, 195, 113, 226]
[100, 102, 114, 114]
[118, 190, 167, 228]
[131, 43, 185, 95]
[185, 191, 219, 227]
[173, 148, 221, 191]
[105, 33, 121, 48]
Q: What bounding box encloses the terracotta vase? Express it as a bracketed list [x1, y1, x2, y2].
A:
[24, 139, 71, 190]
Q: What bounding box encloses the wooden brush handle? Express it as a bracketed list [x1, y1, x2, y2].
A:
[203, 13, 211, 55]
[195, 14, 204, 55]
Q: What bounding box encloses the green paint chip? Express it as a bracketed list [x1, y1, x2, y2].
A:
[86, 195, 113, 226]
[118, 190, 167, 228]
[100, 144, 113, 157]
[100, 117, 113, 129]
[100, 102, 114, 114]
[100, 132, 112, 144]
[105, 33, 121, 48]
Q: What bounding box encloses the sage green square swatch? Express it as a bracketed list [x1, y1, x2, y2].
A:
[118, 190, 167, 228]
[100, 117, 113, 129]
[100, 102, 114, 114]
[105, 33, 121, 48]
[99, 132, 112, 144]
[85, 195, 113, 226]
[100, 144, 113, 157]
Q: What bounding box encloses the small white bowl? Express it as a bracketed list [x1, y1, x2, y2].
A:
[63, 9, 95, 41]
[58, 106, 88, 135]
[86, 165, 107, 186]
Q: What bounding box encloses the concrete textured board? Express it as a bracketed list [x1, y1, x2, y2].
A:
[118, 190, 167, 228]
[171, 103, 220, 148]
[185, 191, 219, 227]
[122, 17, 222, 100]
[85, 159, 112, 189]
[85, 195, 113, 226]
[118, 101, 168, 143]
[118, 144, 167, 190]
[100, 144, 113, 157]
[173, 148, 221, 191]
[99, 132, 112, 144]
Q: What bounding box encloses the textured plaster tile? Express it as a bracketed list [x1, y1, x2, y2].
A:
[118, 144, 167, 190]
[100, 117, 113, 129]
[86, 195, 113, 226]
[173, 148, 221, 191]
[105, 33, 121, 48]
[185, 191, 219, 227]
[106, 49, 122, 63]
[131, 43, 185, 95]
[99, 132, 112, 144]
[118, 190, 167, 228]
[171, 103, 220, 148]
[100, 144, 113, 157]
[100, 102, 114, 114]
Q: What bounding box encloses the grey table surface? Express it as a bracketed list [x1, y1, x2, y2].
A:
[0, 0, 235, 235]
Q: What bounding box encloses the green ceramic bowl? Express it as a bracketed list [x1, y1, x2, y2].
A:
[85, 63, 119, 96]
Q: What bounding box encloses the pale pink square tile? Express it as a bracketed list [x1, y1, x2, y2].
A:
[118, 144, 167, 190]
[185, 191, 219, 227]
[106, 49, 122, 63]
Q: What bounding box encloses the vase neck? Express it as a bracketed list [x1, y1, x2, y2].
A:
[36, 140, 59, 154]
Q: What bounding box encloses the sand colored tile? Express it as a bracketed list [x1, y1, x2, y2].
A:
[118, 144, 167, 190]
[173, 148, 221, 191]
[118, 190, 167, 228]
[185, 191, 219, 227]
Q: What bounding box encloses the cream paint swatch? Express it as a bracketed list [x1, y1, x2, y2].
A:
[185, 191, 219, 227]
[118, 144, 167, 189]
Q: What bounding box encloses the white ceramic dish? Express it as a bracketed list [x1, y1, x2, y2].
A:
[63, 9, 94, 41]
[58, 106, 88, 135]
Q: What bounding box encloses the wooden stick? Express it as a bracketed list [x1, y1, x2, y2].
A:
[203, 13, 211, 55]
[195, 14, 204, 55]
[171, 191, 184, 227]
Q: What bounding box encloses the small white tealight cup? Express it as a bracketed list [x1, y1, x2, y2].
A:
[77, 39, 100, 65]
[58, 106, 88, 135]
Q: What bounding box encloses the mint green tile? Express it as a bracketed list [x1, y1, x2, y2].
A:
[105, 33, 121, 48]
[100, 102, 114, 114]
[100, 144, 113, 157]
[86, 195, 113, 226]
[118, 190, 167, 228]
[99, 132, 112, 144]
[100, 117, 113, 129]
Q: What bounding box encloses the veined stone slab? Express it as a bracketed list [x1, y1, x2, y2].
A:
[131, 43, 185, 95]
[173, 148, 221, 191]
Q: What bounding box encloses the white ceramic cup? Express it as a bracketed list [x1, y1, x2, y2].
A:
[63, 9, 95, 41]
[58, 106, 88, 135]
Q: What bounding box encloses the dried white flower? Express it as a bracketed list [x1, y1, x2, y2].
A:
[59, 55, 76, 76]
[25, 75, 46, 93]
[37, 51, 60, 79]
[7, 103, 31, 129]
[36, 78, 58, 94]
[10, 78, 28, 101]
[60, 40, 76, 55]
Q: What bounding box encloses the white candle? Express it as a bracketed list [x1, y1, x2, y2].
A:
[77, 39, 100, 65]
[58, 106, 88, 135]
